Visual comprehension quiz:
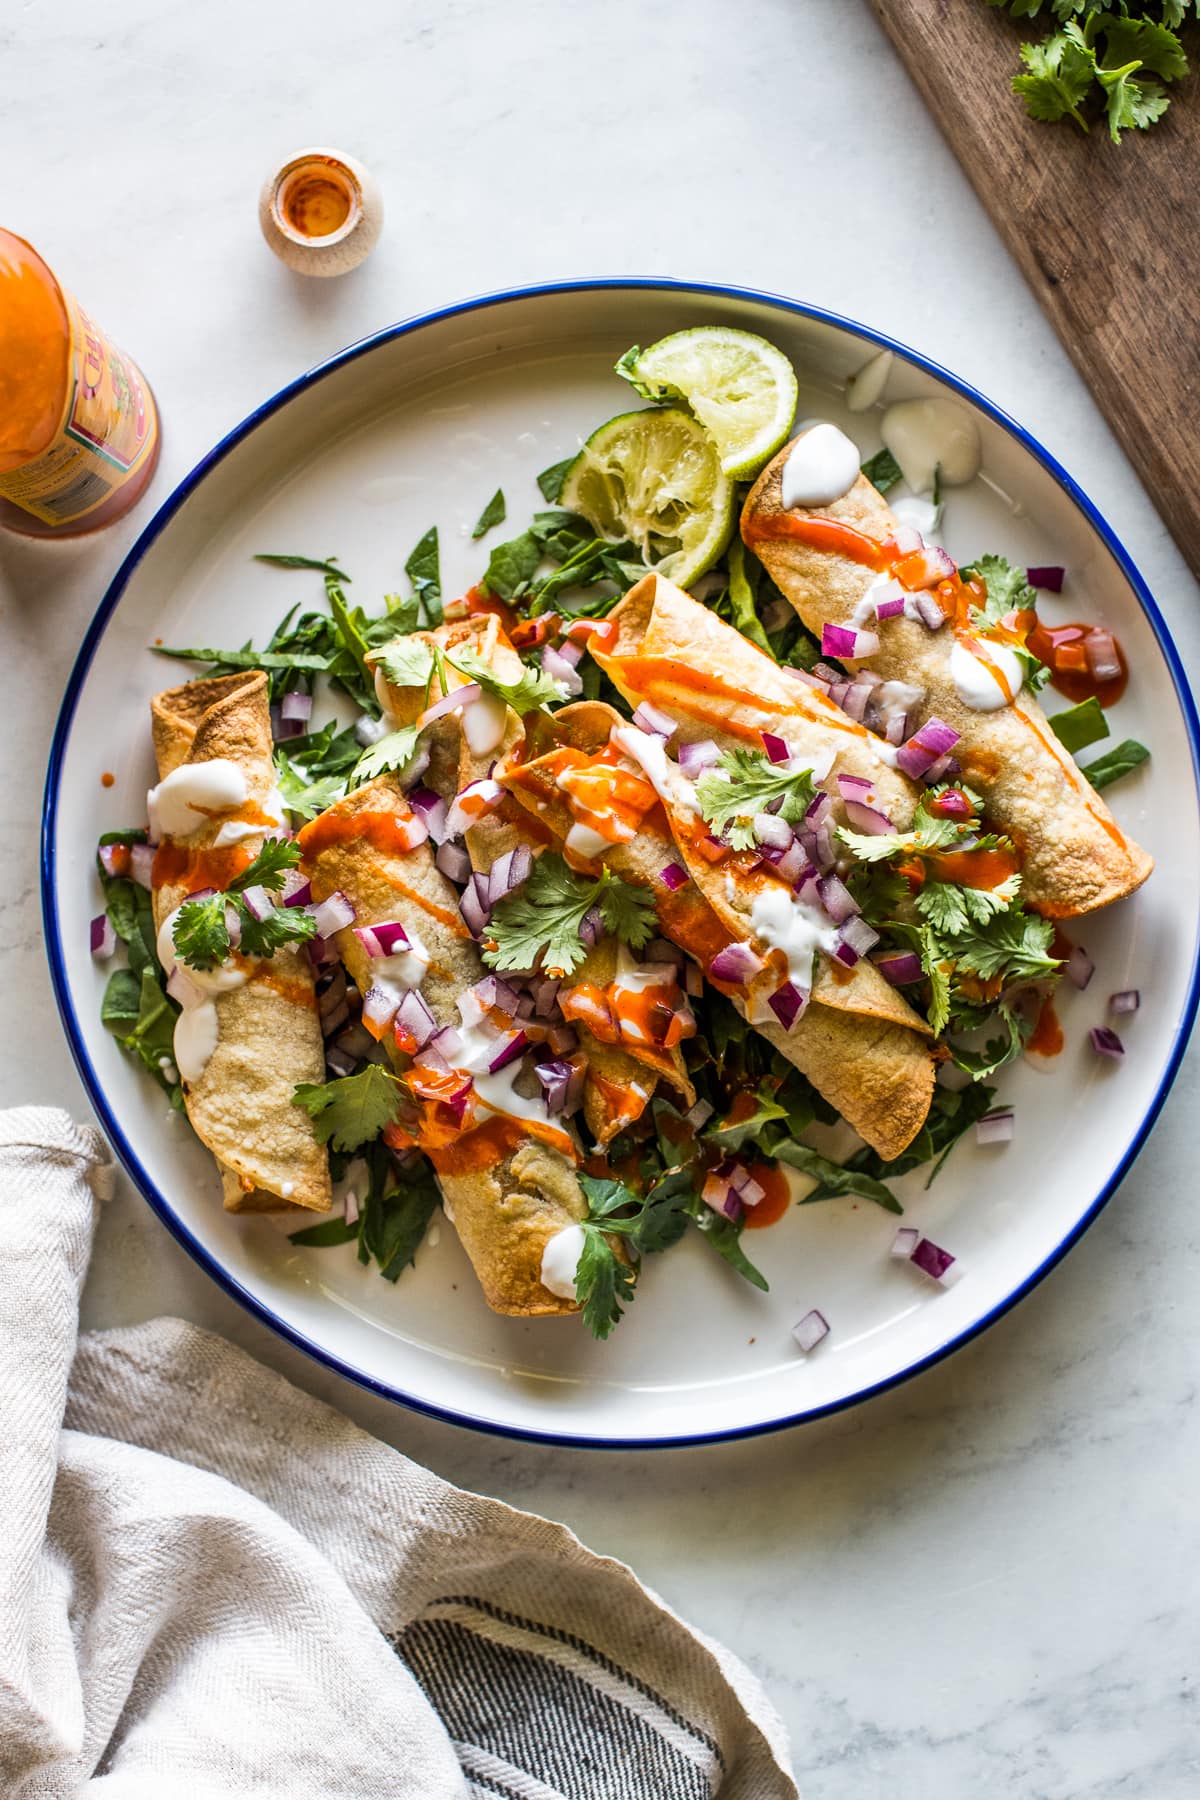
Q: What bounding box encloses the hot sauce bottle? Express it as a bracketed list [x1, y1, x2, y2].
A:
[0, 228, 160, 537]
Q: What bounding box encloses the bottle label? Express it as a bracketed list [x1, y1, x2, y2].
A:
[0, 291, 158, 526]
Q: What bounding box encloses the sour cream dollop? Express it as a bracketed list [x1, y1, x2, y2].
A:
[749, 886, 838, 994]
[780, 423, 861, 510]
[950, 639, 1024, 712]
[879, 399, 980, 495]
[148, 758, 248, 839]
[540, 1222, 587, 1299]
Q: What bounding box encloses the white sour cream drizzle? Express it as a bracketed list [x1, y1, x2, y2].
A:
[565, 821, 612, 861]
[889, 493, 941, 538]
[148, 759, 248, 838]
[540, 1222, 587, 1299]
[749, 886, 838, 1003]
[452, 1020, 568, 1140]
[879, 399, 981, 496]
[780, 422, 862, 511]
[950, 639, 1024, 712]
[211, 786, 286, 847]
[366, 931, 431, 1009]
[609, 723, 699, 815]
[156, 905, 253, 1084]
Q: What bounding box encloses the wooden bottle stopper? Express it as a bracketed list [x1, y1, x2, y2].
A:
[259, 148, 383, 277]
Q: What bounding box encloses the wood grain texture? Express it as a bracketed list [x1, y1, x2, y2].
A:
[869, 0, 1200, 577]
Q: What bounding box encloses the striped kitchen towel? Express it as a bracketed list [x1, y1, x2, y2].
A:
[0, 1108, 796, 1799]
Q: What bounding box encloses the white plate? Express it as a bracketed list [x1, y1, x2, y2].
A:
[42, 280, 1200, 1447]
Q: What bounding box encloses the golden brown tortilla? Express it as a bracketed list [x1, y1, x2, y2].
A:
[594, 572, 919, 828]
[298, 773, 591, 1316]
[149, 673, 331, 1214]
[500, 703, 935, 1162]
[742, 437, 1153, 917]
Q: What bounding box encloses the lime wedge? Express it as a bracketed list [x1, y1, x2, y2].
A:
[617, 326, 799, 479]
[561, 407, 735, 589]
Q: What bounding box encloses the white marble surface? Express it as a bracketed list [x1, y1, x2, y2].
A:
[4, 2, 1199, 1794]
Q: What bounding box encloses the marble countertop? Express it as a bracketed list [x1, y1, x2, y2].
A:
[4, 2, 1198, 1793]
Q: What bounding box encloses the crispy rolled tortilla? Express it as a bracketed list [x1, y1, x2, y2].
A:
[149, 673, 331, 1213]
[298, 774, 590, 1316]
[743, 437, 1153, 916]
[375, 616, 695, 1145]
[501, 704, 935, 1161]
[594, 572, 919, 828]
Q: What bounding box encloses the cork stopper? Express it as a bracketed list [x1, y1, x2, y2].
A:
[259, 148, 383, 277]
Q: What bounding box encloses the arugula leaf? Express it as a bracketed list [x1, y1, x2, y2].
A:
[292, 1065, 405, 1151]
[861, 447, 904, 494]
[537, 456, 576, 503]
[405, 527, 442, 626]
[482, 528, 543, 601]
[472, 489, 507, 540]
[354, 722, 424, 782]
[274, 748, 347, 822]
[1049, 694, 1110, 754]
[484, 853, 656, 977]
[152, 645, 330, 674]
[689, 1210, 770, 1288]
[696, 747, 816, 850]
[719, 538, 774, 657]
[254, 553, 349, 581]
[579, 1172, 690, 1256]
[1080, 737, 1150, 790]
[776, 1141, 904, 1214]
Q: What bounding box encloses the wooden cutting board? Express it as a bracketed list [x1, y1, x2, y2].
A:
[868, 0, 1200, 580]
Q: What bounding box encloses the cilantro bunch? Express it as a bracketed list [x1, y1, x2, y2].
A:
[483, 853, 656, 977]
[988, 3, 1194, 142]
[172, 838, 317, 971]
[695, 747, 817, 850]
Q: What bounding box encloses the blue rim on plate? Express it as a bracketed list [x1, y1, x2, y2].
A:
[40, 277, 1200, 1450]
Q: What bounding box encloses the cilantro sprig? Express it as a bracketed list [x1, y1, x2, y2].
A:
[696, 747, 817, 851]
[989, 3, 1192, 144]
[292, 1064, 405, 1151]
[172, 837, 316, 971]
[483, 853, 656, 977]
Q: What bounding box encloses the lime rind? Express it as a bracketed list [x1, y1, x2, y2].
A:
[561, 407, 736, 590]
[620, 326, 798, 480]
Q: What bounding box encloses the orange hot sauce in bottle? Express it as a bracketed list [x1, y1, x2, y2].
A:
[0, 229, 160, 537]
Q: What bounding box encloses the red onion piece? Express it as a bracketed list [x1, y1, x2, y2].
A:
[875, 595, 907, 620]
[911, 1237, 956, 1282]
[446, 779, 505, 838]
[394, 989, 436, 1052]
[901, 545, 956, 589]
[408, 787, 449, 843]
[912, 592, 947, 631]
[822, 622, 878, 659]
[684, 960, 703, 998]
[833, 939, 859, 968]
[361, 985, 399, 1036]
[1085, 629, 1122, 683]
[876, 951, 923, 986]
[709, 941, 766, 984]
[976, 1110, 1014, 1146]
[489, 1030, 528, 1073]
[419, 681, 481, 726]
[632, 699, 677, 739]
[129, 844, 155, 890]
[543, 644, 584, 696]
[792, 1309, 829, 1353]
[805, 790, 832, 828]
[890, 1227, 919, 1259]
[817, 872, 858, 925]
[281, 871, 312, 908]
[840, 680, 872, 722]
[1090, 1025, 1124, 1059]
[435, 840, 471, 885]
[1027, 566, 1065, 592]
[579, 906, 604, 948]
[324, 1045, 357, 1078]
[240, 884, 275, 923]
[843, 799, 894, 835]
[1109, 990, 1140, 1015]
[893, 524, 923, 554]
[933, 787, 972, 820]
[1065, 945, 1094, 991]
[534, 1057, 575, 1113]
[487, 844, 533, 907]
[701, 1171, 742, 1222]
[677, 738, 721, 778]
[768, 981, 807, 1031]
[657, 862, 689, 890]
[761, 731, 791, 765]
[885, 710, 908, 746]
[306, 934, 337, 969]
[836, 773, 874, 802]
[546, 1023, 578, 1055]
[753, 812, 794, 850]
[555, 638, 584, 668]
[922, 753, 960, 786]
[472, 973, 522, 1017]
[90, 914, 116, 959]
[458, 882, 489, 938]
[775, 840, 806, 885]
[839, 915, 880, 958]
[784, 666, 831, 693]
[280, 690, 312, 723]
[313, 891, 356, 938]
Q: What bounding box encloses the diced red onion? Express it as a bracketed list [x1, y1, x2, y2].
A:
[709, 941, 765, 984]
[90, 914, 116, 959]
[774, 840, 807, 885]
[280, 690, 312, 723]
[754, 812, 795, 851]
[833, 939, 859, 969]
[579, 906, 604, 948]
[911, 1237, 956, 1282]
[1090, 1025, 1124, 1059]
[270, 704, 301, 741]
[408, 787, 449, 843]
[313, 890, 356, 938]
[840, 679, 872, 722]
[792, 1309, 829, 1353]
[844, 799, 893, 835]
[976, 1109, 1014, 1146]
[839, 915, 880, 958]
[885, 710, 908, 746]
[922, 754, 960, 786]
[419, 681, 481, 726]
[933, 788, 972, 820]
[129, 843, 155, 890]
[893, 523, 923, 554]
[488, 844, 532, 907]
[761, 731, 791, 765]
[535, 1057, 575, 1113]
[472, 974, 522, 1017]
[784, 666, 831, 693]
[890, 1227, 919, 1259]
[822, 623, 878, 659]
[677, 738, 722, 777]
[1064, 945, 1094, 991]
[817, 872, 858, 925]
[532, 976, 562, 1017]
[355, 920, 412, 959]
[876, 951, 923, 986]
[1109, 990, 1140, 1015]
[446, 779, 505, 838]
[429, 1024, 463, 1062]
[489, 1030, 528, 1073]
[543, 644, 584, 696]
[547, 1023, 578, 1055]
[903, 545, 956, 590]
[1085, 630, 1122, 684]
[555, 638, 584, 668]
[657, 862, 689, 891]
[361, 985, 399, 1035]
[685, 1097, 714, 1129]
[768, 981, 807, 1030]
[393, 989, 436, 1052]
[837, 774, 875, 802]
[701, 1171, 742, 1222]
[1026, 566, 1065, 592]
[896, 716, 960, 779]
[459, 882, 488, 938]
[805, 790, 833, 828]
[435, 840, 472, 884]
[281, 871, 312, 908]
[632, 699, 677, 739]
[240, 884, 275, 923]
[306, 934, 338, 969]
[684, 960, 703, 998]
[875, 595, 907, 620]
[912, 592, 946, 631]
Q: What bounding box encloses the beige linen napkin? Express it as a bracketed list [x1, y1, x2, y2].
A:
[0, 1107, 797, 1799]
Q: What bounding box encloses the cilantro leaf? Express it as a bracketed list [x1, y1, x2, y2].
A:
[537, 457, 575, 504]
[405, 528, 442, 626]
[446, 642, 566, 713]
[172, 838, 310, 970]
[171, 894, 232, 971]
[354, 722, 425, 782]
[696, 747, 816, 850]
[484, 853, 655, 977]
[575, 1225, 637, 1338]
[960, 554, 1037, 627]
[1048, 695, 1109, 754]
[237, 904, 317, 959]
[1080, 737, 1150, 790]
[228, 837, 303, 894]
[292, 1066, 405, 1151]
[472, 488, 507, 540]
[861, 447, 904, 494]
[1013, 29, 1096, 129]
[950, 909, 1060, 983]
[375, 636, 437, 692]
[274, 748, 348, 822]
